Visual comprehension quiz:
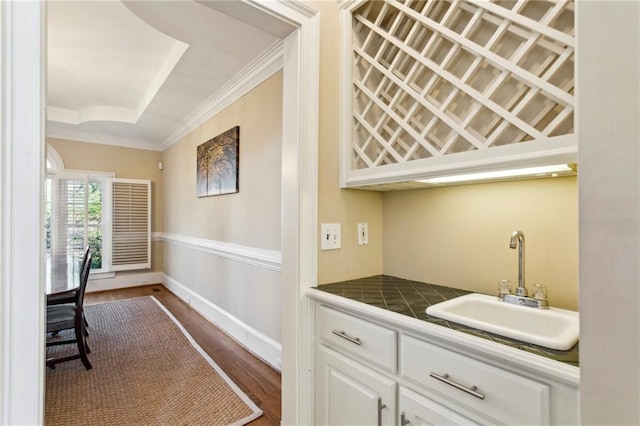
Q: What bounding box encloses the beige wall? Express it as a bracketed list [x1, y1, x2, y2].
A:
[383, 176, 578, 310]
[313, 0, 384, 284]
[161, 71, 283, 342]
[162, 73, 282, 248]
[47, 137, 164, 272]
[311, 0, 579, 310]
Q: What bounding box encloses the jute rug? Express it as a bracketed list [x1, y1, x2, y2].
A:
[45, 296, 263, 425]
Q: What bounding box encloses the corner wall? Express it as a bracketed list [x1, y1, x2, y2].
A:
[47, 138, 165, 287]
[161, 71, 283, 367]
[313, 0, 384, 284]
[383, 176, 578, 310]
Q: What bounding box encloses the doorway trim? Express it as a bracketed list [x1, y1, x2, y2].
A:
[0, 1, 47, 424]
[0, 1, 319, 425]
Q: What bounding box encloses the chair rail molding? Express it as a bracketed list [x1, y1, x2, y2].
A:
[158, 232, 282, 272]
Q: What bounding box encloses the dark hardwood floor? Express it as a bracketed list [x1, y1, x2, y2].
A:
[85, 285, 281, 425]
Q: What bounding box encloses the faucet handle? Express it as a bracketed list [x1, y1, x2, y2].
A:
[498, 279, 512, 295]
[531, 284, 548, 300]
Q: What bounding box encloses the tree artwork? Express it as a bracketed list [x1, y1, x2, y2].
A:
[196, 126, 240, 197]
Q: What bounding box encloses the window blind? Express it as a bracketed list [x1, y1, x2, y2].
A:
[56, 177, 86, 258]
[111, 179, 151, 271]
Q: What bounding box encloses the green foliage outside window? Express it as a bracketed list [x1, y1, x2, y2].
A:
[47, 177, 105, 270]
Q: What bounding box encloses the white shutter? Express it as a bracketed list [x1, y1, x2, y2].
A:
[55, 177, 86, 258]
[110, 179, 151, 271]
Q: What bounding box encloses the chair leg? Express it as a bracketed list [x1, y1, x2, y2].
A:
[74, 321, 92, 370]
[46, 358, 56, 369]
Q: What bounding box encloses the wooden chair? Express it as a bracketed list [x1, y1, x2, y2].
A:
[47, 245, 90, 306]
[46, 253, 93, 370]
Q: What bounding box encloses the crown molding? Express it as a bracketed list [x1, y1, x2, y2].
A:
[46, 40, 283, 153]
[244, 0, 319, 23]
[46, 128, 164, 151]
[159, 39, 284, 151]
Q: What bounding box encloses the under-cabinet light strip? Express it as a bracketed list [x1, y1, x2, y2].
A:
[418, 164, 573, 184]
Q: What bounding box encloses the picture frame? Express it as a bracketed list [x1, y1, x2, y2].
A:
[196, 126, 240, 197]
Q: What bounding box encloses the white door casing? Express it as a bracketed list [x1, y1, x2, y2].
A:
[0, 1, 47, 424]
[0, 1, 319, 425]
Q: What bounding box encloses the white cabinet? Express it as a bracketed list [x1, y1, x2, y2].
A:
[313, 302, 579, 425]
[400, 334, 550, 424]
[339, 0, 577, 189]
[399, 386, 478, 426]
[317, 304, 397, 372]
[316, 345, 396, 426]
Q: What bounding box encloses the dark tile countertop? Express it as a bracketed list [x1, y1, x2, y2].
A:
[315, 275, 579, 367]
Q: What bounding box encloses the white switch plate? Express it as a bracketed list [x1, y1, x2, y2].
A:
[320, 223, 341, 250]
[357, 223, 368, 245]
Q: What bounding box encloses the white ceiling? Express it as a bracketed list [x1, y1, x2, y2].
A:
[47, 1, 293, 151]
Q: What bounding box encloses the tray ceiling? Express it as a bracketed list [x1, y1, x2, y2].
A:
[47, 0, 289, 151]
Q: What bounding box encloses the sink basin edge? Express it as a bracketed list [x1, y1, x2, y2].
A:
[426, 293, 579, 351]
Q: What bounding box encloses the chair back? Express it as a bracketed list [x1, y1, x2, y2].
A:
[76, 253, 92, 314]
[74, 246, 91, 304]
[81, 245, 91, 269]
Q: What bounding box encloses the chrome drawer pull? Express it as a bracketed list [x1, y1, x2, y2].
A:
[429, 372, 485, 400]
[331, 329, 362, 345]
[400, 411, 410, 425]
[377, 397, 386, 426]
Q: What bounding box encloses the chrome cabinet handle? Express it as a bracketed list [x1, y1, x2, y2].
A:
[377, 397, 386, 426]
[400, 411, 410, 425]
[331, 329, 361, 345]
[429, 372, 485, 400]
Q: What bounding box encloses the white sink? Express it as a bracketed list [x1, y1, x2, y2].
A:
[426, 293, 579, 350]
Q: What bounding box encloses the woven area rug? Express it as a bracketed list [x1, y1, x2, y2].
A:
[45, 296, 263, 426]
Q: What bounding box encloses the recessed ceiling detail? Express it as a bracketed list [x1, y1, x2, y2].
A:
[46, 0, 284, 150]
[48, 1, 188, 125]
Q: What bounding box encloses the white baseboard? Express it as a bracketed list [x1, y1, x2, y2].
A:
[162, 273, 282, 372]
[86, 271, 163, 293]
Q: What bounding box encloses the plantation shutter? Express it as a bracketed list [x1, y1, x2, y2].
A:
[55, 177, 86, 258]
[110, 179, 151, 271]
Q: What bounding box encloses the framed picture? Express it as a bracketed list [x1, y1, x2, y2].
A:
[196, 126, 239, 197]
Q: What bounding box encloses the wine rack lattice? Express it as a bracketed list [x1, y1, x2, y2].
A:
[350, 0, 575, 170]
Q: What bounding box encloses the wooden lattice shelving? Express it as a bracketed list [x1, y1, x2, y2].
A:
[341, 0, 576, 188]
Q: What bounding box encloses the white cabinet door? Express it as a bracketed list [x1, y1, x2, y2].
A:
[399, 386, 479, 426]
[316, 345, 396, 426]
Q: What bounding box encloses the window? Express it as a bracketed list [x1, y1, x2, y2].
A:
[46, 146, 151, 273]
[110, 179, 151, 271]
[52, 172, 111, 273]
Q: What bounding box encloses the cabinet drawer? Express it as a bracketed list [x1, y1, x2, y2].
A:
[317, 305, 397, 372]
[400, 386, 479, 426]
[400, 335, 550, 425]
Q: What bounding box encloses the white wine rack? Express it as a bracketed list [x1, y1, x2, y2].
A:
[341, 0, 576, 188]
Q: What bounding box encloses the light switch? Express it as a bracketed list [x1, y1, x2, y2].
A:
[320, 223, 341, 250]
[357, 223, 368, 245]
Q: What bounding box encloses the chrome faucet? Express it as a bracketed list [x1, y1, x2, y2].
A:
[500, 230, 549, 309]
[509, 230, 526, 296]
